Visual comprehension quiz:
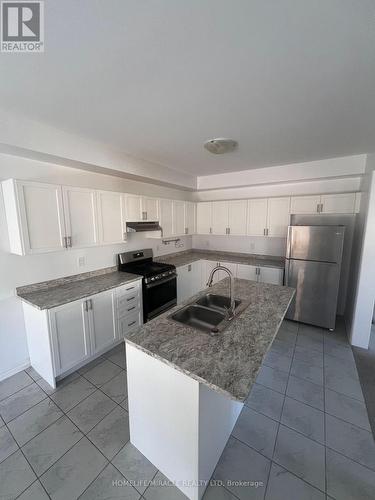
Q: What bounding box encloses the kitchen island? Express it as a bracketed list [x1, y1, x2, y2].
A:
[125, 278, 294, 500]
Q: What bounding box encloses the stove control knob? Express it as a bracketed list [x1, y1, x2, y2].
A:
[150, 277, 155, 281]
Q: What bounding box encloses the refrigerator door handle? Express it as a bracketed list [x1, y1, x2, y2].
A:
[286, 226, 292, 259]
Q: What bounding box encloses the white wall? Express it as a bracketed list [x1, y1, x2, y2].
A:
[193, 235, 286, 257]
[0, 109, 196, 189]
[347, 156, 375, 348]
[0, 154, 193, 380]
[196, 155, 366, 191]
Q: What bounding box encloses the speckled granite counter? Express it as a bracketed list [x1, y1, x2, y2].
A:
[155, 249, 284, 269]
[126, 278, 294, 401]
[17, 269, 142, 310]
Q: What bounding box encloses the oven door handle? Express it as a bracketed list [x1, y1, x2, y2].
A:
[145, 274, 176, 289]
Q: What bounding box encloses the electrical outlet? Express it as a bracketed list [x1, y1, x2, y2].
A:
[78, 256, 85, 267]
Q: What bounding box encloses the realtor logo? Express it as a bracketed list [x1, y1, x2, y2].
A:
[1, 1, 44, 52]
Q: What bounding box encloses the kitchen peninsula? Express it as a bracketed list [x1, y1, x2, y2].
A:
[125, 277, 295, 500]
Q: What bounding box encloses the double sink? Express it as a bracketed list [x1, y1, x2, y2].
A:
[169, 293, 249, 335]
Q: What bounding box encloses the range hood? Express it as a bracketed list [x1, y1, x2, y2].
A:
[126, 221, 162, 233]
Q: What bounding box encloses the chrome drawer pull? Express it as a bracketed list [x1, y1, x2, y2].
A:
[128, 320, 136, 327]
[126, 296, 136, 301]
[127, 306, 136, 312]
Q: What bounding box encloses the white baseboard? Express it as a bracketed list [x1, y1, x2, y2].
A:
[0, 359, 30, 382]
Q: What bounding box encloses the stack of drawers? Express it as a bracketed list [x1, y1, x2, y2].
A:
[116, 280, 143, 337]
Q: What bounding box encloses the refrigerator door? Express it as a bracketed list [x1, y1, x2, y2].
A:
[286, 226, 345, 263]
[285, 259, 340, 329]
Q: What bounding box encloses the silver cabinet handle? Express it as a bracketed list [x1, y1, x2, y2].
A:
[185, 227, 188, 234]
[125, 286, 135, 291]
[228, 227, 230, 235]
[316, 203, 320, 213]
[84, 300, 89, 312]
[63, 236, 68, 248]
[142, 211, 147, 220]
[266, 228, 269, 236]
[127, 306, 136, 312]
[320, 203, 324, 213]
[128, 320, 136, 327]
[263, 228, 266, 236]
[126, 296, 136, 301]
[188, 264, 192, 272]
[67, 236, 72, 247]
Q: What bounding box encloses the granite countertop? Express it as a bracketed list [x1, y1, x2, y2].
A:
[126, 278, 295, 402]
[155, 249, 285, 269]
[17, 270, 142, 310]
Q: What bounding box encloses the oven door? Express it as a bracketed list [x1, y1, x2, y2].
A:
[143, 275, 177, 322]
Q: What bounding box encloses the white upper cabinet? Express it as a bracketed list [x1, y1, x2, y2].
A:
[247, 198, 268, 236]
[141, 197, 159, 221]
[290, 195, 321, 214]
[2, 179, 66, 255]
[62, 186, 99, 248]
[159, 199, 173, 238]
[267, 197, 291, 237]
[185, 202, 196, 234]
[212, 201, 228, 235]
[320, 193, 356, 214]
[97, 191, 126, 245]
[197, 202, 212, 234]
[228, 200, 247, 235]
[173, 200, 185, 236]
[125, 194, 142, 221]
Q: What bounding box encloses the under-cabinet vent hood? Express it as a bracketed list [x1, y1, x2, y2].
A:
[126, 221, 162, 233]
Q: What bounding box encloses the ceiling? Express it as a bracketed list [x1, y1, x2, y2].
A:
[1, 0, 375, 177]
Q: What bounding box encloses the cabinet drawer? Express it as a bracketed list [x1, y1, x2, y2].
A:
[117, 293, 141, 317]
[116, 281, 141, 297]
[118, 311, 141, 337]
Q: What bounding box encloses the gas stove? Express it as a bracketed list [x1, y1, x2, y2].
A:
[118, 249, 177, 322]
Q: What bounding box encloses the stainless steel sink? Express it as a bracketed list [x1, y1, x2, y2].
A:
[196, 294, 241, 312]
[170, 304, 225, 334]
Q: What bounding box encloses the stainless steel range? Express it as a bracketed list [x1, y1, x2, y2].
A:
[118, 249, 177, 323]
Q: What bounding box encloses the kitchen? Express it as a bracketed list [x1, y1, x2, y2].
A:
[1, 2, 375, 500]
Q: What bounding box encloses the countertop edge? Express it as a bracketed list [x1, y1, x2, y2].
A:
[17, 274, 143, 311]
[125, 337, 245, 402]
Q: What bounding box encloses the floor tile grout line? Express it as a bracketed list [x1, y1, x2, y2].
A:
[110, 458, 159, 497]
[263, 322, 298, 498]
[14, 478, 52, 500]
[1, 392, 50, 427]
[0, 376, 35, 403]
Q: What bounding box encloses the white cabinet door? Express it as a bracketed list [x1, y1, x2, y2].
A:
[63, 187, 98, 248]
[218, 261, 237, 281]
[228, 200, 247, 236]
[125, 195, 142, 221]
[17, 181, 66, 254]
[259, 267, 284, 285]
[267, 197, 291, 237]
[196, 203, 212, 234]
[190, 261, 202, 295]
[97, 191, 126, 245]
[212, 201, 228, 235]
[321, 193, 356, 214]
[173, 200, 185, 236]
[185, 202, 196, 234]
[247, 199, 268, 236]
[159, 199, 173, 238]
[88, 290, 116, 353]
[49, 300, 91, 375]
[290, 195, 321, 214]
[141, 197, 159, 221]
[236, 264, 258, 281]
[177, 265, 191, 304]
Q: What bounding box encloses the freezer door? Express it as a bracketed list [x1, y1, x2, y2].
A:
[286, 226, 345, 263]
[285, 259, 340, 329]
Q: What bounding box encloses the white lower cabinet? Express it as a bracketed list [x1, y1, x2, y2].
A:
[23, 279, 142, 387]
[88, 290, 117, 354]
[177, 261, 202, 304]
[237, 264, 258, 281]
[49, 299, 91, 375]
[258, 267, 284, 285]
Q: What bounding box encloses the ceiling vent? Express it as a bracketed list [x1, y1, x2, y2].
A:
[203, 138, 238, 154]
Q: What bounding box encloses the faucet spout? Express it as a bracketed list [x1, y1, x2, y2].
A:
[206, 265, 236, 319]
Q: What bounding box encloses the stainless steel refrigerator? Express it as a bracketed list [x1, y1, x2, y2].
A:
[285, 225, 345, 330]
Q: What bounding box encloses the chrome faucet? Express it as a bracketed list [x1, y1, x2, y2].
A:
[206, 265, 236, 319]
